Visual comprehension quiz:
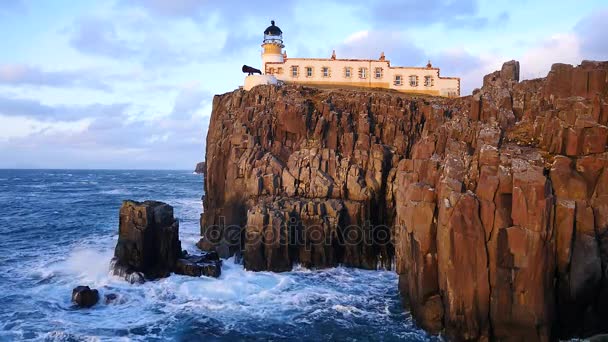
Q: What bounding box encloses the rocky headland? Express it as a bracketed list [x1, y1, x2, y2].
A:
[198, 60, 608, 340]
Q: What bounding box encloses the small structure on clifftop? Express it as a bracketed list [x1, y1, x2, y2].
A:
[244, 20, 460, 97]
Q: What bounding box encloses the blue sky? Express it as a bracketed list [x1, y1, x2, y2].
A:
[0, 0, 606, 169]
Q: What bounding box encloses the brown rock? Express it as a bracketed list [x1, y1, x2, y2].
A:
[112, 200, 182, 280]
[72, 286, 99, 308]
[199, 59, 608, 341]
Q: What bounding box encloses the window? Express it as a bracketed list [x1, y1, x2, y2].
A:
[269, 67, 275, 75]
[394, 75, 402, 86]
[374, 67, 383, 79]
[359, 67, 367, 79]
[306, 66, 313, 77]
[409, 75, 419, 87]
[291, 66, 299, 77]
[277, 67, 283, 75]
[424, 76, 434, 87]
[322, 67, 330, 77]
[345, 67, 352, 78]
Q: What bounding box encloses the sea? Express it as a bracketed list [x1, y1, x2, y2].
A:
[0, 169, 437, 341]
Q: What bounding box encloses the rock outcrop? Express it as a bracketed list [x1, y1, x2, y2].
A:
[111, 200, 221, 280]
[71, 286, 99, 308]
[194, 162, 206, 174]
[112, 200, 182, 279]
[200, 59, 608, 340]
[174, 251, 222, 278]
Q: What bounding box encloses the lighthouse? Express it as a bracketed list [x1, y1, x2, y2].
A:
[244, 20, 460, 96]
[243, 20, 282, 91]
[261, 20, 284, 74]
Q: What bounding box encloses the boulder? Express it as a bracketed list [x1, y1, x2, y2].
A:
[71, 286, 99, 308]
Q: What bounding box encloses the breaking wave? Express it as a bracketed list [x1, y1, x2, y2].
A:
[0, 170, 435, 341]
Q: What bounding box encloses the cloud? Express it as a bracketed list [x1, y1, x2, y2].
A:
[575, 9, 608, 61]
[336, 30, 500, 95]
[430, 49, 498, 94]
[343, 0, 490, 29]
[520, 33, 582, 80]
[337, 31, 425, 66]
[221, 32, 260, 56]
[126, 0, 297, 20]
[0, 106, 209, 169]
[0, 88, 211, 169]
[0, 95, 129, 122]
[170, 85, 211, 119]
[68, 16, 214, 67]
[0, 64, 111, 90]
[124, 0, 208, 18]
[70, 18, 135, 59]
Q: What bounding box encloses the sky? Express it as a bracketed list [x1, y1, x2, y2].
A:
[0, 0, 607, 169]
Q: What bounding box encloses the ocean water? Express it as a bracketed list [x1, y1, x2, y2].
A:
[0, 169, 436, 341]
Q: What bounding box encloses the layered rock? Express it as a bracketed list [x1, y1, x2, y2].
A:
[200, 59, 608, 340]
[112, 200, 182, 279]
[112, 200, 221, 280]
[174, 251, 222, 278]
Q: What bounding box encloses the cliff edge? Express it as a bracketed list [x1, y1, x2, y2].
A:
[200, 60, 608, 340]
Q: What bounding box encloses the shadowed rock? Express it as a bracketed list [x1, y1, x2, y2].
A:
[174, 251, 221, 278]
[111, 200, 222, 281]
[111, 200, 181, 280]
[72, 286, 99, 308]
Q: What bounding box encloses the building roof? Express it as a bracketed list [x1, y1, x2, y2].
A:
[264, 20, 282, 36]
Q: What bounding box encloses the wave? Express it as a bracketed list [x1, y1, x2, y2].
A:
[11, 242, 423, 340]
[0, 170, 427, 340]
[99, 189, 131, 195]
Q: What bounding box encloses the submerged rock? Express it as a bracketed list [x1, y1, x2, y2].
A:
[71, 286, 99, 308]
[174, 251, 221, 278]
[104, 293, 118, 304]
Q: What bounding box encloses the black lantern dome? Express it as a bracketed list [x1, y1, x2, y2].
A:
[263, 20, 283, 45]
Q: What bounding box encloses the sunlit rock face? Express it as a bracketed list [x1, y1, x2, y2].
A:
[200, 59, 608, 340]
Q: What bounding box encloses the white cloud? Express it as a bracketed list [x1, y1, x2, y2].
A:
[338, 30, 425, 65]
[0, 115, 91, 141]
[520, 33, 582, 80]
[0, 64, 111, 90]
[432, 49, 502, 94]
[575, 9, 608, 60]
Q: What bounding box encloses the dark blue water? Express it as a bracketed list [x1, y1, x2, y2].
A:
[0, 169, 434, 341]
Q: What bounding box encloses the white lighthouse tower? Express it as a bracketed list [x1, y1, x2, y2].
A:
[261, 20, 284, 73]
[243, 20, 282, 91]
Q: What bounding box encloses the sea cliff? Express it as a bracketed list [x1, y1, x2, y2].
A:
[199, 60, 608, 340]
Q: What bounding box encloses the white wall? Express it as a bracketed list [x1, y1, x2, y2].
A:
[265, 58, 459, 97]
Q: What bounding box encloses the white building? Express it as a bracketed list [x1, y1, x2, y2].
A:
[251, 20, 460, 97]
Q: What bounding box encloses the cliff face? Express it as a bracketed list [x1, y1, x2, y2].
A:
[200, 60, 608, 340]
